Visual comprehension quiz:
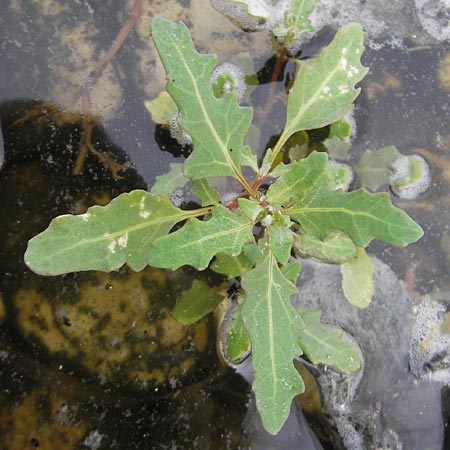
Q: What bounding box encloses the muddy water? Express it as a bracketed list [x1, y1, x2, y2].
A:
[1, 1, 450, 449]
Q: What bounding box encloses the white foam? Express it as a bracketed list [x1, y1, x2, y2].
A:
[210, 62, 246, 103]
[389, 154, 431, 199]
[409, 295, 450, 378]
[169, 113, 193, 147]
[415, 0, 450, 42]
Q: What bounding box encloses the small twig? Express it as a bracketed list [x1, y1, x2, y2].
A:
[69, 0, 144, 106]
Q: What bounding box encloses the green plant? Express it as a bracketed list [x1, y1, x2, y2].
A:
[24, 2, 423, 435]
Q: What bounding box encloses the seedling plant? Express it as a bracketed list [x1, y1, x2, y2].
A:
[25, 1, 423, 435]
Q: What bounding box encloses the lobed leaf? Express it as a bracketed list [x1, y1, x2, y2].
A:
[241, 250, 304, 434]
[24, 191, 204, 275]
[272, 22, 367, 163]
[268, 152, 423, 247]
[297, 306, 361, 373]
[151, 17, 252, 188]
[147, 205, 254, 270]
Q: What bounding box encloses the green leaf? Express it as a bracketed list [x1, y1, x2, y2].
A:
[211, 252, 254, 278]
[238, 198, 263, 221]
[191, 178, 220, 206]
[329, 118, 352, 139]
[293, 232, 356, 263]
[151, 17, 253, 190]
[241, 250, 304, 434]
[281, 260, 302, 284]
[267, 213, 294, 265]
[150, 163, 189, 196]
[355, 146, 401, 191]
[222, 302, 251, 363]
[272, 23, 367, 162]
[24, 190, 203, 275]
[268, 152, 423, 247]
[172, 279, 223, 325]
[297, 306, 361, 373]
[147, 205, 254, 270]
[340, 247, 374, 308]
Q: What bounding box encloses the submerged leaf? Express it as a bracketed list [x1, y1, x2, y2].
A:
[172, 279, 223, 325]
[355, 146, 401, 191]
[268, 152, 423, 247]
[147, 205, 254, 270]
[341, 247, 374, 308]
[150, 163, 189, 196]
[151, 17, 252, 188]
[297, 306, 361, 373]
[241, 250, 304, 434]
[221, 301, 251, 364]
[211, 252, 254, 278]
[25, 191, 202, 275]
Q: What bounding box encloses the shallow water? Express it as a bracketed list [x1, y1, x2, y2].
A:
[1, 1, 450, 449]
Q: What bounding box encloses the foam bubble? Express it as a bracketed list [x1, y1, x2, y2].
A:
[409, 295, 450, 378]
[210, 0, 268, 31]
[389, 154, 430, 199]
[210, 62, 246, 103]
[415, 0, 450, 42]
[169, 113, 193, 147]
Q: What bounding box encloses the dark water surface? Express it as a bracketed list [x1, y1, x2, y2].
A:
[1, 1, 450, 449]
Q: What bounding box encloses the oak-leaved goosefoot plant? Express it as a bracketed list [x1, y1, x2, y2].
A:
[24, 1, 423, 435]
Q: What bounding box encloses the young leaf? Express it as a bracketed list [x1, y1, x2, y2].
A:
[238, 197, 263, 221]
[268, 152, 423, 247]
[241, 250, 304, 434]
[24, 191, 205, 275]
[293, 232, 356, 263]
[272, 23, 368, 161]
[151, 17, 253, 192]
[150, 162, 189, 196]
[272, 0, 315, 42]
[191, 179, 220, 206]
[147, 205, 254, 270]
[340, 247, 374, 308]
[172, 279, 224, 325]
[296, 306, 361, 373]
